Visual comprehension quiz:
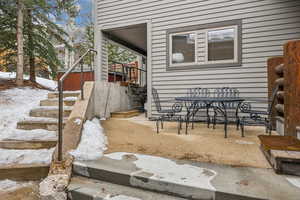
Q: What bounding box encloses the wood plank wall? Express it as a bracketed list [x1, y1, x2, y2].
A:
[284, 40, 300, 136]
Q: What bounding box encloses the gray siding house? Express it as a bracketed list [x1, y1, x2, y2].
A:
[94, 0, 300, 117]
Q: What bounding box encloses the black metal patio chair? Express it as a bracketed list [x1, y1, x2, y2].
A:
[183, 87, 211, 133]
[238, 85, 279, 137]
[211, 87, 241, 129]
[152, 88, 182, 134]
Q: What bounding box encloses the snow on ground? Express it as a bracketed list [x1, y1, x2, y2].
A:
[64, 96, 78, 101]
[69, 118, 107, 160]
[0, 179, 30, 191]
[0, 71, 57, 90]
[105, 152, 217, 191]
[0, 148, 55, 165]
[286, 176, 300, 189]
[104, 195, 142, 200]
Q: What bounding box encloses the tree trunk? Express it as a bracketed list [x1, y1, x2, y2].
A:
[16, 0, 24, 86]
[28, 9, 36, 83]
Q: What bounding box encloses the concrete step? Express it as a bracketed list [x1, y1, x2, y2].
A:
[111, 109, 141, 118]
[30, 106, 72, 118]
[0, 139, 57, 149]
[68, 176, 185, 200]
[73, 157, 214, 200]
[17, 117, 66, 131]
[48, 91, 80, 99]
[40, 97, 77, 107]
[0, 163, 49, 181]
[73, 153, 300, 200]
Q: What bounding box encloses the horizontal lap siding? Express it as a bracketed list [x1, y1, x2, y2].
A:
[96, 0, 300, 115]
[101, 38, 108, 81]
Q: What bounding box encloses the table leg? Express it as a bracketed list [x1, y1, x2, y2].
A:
[235, 102, 242, 131]
[206, 104, 210, 128]
[221, 102, 228, 138]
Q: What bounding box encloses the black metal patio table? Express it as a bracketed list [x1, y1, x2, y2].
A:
[175, 96, 245, 138]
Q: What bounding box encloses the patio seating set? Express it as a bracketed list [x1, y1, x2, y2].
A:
[152, 85, 279, 138]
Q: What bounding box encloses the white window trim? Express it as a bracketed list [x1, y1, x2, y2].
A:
[169, 31, 198, 67]
[204, 25, 238, 64]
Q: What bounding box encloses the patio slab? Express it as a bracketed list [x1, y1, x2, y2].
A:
[72, 152, 300, 200]
[102, 114, 271, 168]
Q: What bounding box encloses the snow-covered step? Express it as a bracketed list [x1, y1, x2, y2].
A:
[0, 139, 57, 150]
[0, 129, 57, 141]
[68, 176, 185, 200]
[30, 106, 73, 118]
[0, 163, 50, 181]
[40, 97, 77, 107]
[48, 91, 80, 99]
[17, 117, 66, 131]
[0, 147, 54, 181]
[0, 148, 54, 165]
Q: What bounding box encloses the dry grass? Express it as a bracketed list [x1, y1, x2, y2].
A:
[102, 114, 271, 168]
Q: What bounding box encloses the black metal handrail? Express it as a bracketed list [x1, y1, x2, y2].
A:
[57, 49, 97, 161]
[108, 61, 147, 86]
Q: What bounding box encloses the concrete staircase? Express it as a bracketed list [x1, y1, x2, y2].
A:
[68, 157, 186, 200]
[68, 154, 300, 200]
[0, 91, 79, 180]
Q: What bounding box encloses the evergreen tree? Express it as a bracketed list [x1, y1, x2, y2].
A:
[0, 0, 75, 80]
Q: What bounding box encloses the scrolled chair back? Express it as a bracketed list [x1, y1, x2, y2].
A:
[187, 87, 211, 109]
[152, 87, 162, 112]
[214, 87, 240, 109]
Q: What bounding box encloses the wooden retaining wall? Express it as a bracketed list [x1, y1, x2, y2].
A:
[284, 40, 300, 136]
[268, 40, 300, 137]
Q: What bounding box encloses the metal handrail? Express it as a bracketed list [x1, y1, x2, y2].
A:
[109, 61, 147, 85]
[57, 49, 97, 161]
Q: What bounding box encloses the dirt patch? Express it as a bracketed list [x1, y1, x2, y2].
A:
[0, 79, 52, 91]
[102, 115, 271, 168]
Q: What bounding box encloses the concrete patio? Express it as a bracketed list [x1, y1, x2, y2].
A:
[102, 114, 272, 169]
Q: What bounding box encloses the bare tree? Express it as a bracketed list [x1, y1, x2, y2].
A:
[16, 0, 24, 86]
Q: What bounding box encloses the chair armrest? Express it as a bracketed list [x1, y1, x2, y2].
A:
[172, 102, 183, 113]
[239, 102, 252, 113]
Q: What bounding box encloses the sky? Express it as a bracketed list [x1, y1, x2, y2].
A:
[50, 0, 93, 42]
[52, 0, 93, 27]
[76, 0, 93, 26]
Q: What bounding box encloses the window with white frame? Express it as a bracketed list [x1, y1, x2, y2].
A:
[205, 26, 238, 63]
[169, 32, 197, 66]
[167, 22, 240, 68]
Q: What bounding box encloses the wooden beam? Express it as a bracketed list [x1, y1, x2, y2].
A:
[284, 40, 300, 136]
[267, 56, 283, 127]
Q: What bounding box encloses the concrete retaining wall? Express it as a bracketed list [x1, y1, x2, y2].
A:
[94, 81, 140, 118]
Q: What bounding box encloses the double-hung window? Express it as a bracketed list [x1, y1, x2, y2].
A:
[167, 21, 241, 69]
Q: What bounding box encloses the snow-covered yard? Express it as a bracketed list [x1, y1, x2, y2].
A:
[0, 72, 57, 90]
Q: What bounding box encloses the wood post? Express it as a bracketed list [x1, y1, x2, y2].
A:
[267, 56, 284, 129]
[284, 40, 300, 136]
